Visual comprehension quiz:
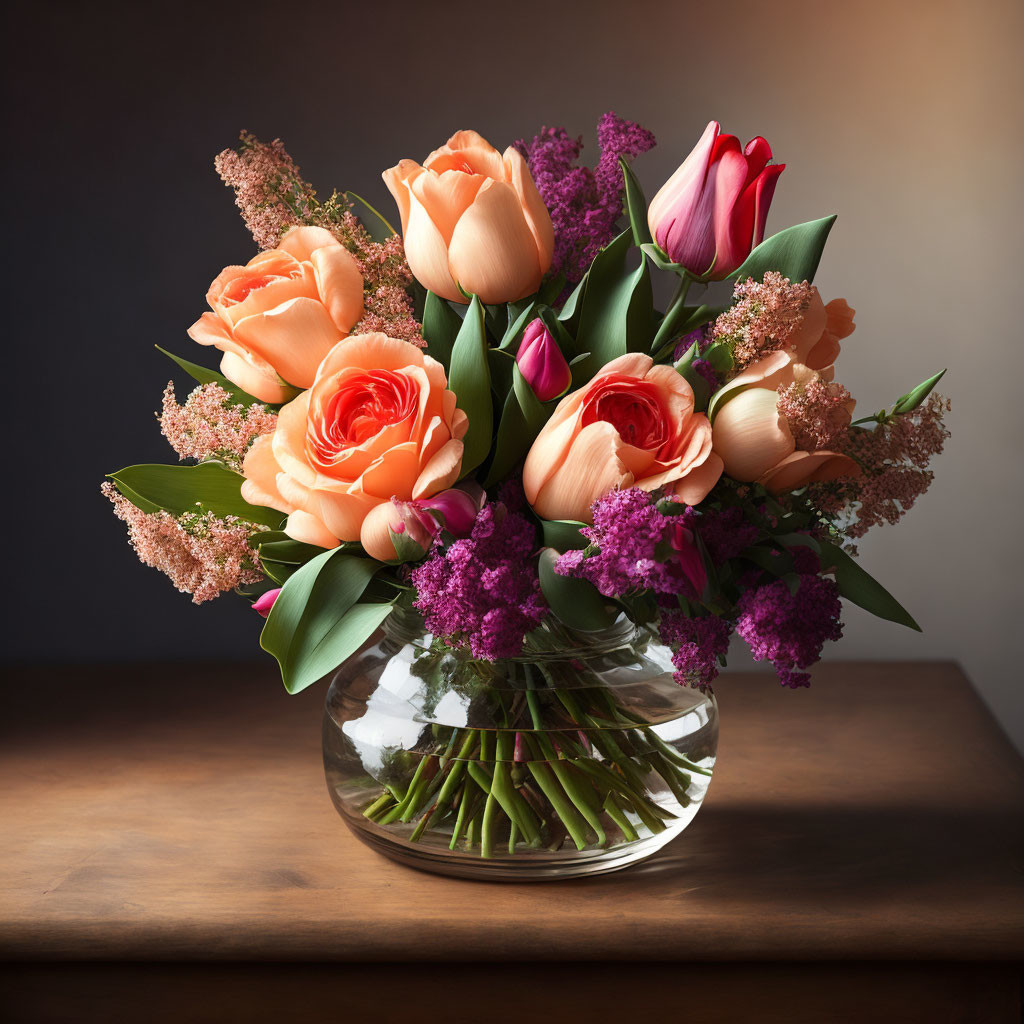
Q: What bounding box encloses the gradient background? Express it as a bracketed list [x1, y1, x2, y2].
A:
[5, 0, 1022, 748]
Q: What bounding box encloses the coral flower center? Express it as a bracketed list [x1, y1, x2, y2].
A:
[308, 370, 418, 466]
[581, 376, 668, 453]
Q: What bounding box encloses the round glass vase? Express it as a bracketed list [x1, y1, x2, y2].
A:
[323, 607, 718, 881]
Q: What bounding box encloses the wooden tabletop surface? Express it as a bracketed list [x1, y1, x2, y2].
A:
[2, 660, 1022, 963]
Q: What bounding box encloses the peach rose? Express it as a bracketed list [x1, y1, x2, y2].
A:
[241, 334, 468, 549]
[711, 319, 860, 495]
[522, 353, 723, 523]
[188, 226, 364, 403]
[383, 130, 554, 305]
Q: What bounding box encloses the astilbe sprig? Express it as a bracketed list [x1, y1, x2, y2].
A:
[216, 132, 422, 345]
[806, 393, 951, 545]
[711, 271, 813, 372]
[159, 382, 277, 470]
[516, 112, 656, 284]
[102, 483, 266, 604]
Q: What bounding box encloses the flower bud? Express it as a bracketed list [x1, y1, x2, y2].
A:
[253, 587, 282, 618]
[516, 319, 572, 402]
[668, 524, 707, 597]
[648, 121, 784, 279]
[359, 488, 480, 562]
[419, 488, 479, 536]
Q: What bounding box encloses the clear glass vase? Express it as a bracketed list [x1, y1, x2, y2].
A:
[323, 606, 718, 880]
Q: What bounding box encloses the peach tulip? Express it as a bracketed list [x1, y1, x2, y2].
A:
[189, 226, 364, 403]
[711, 360, 858, 495]
[383, 130, 554, 304]
[241, 334, 468, 548]
[522, 353, 723, 523]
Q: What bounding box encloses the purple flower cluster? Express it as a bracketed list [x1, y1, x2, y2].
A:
[734, 572, 844, 688]
[692, 505, 760, 566]
[555, 488, 704, 599]
[410, 502, 547, 661]
[516, 112, 656, 283]
[659, 611, 733, 689]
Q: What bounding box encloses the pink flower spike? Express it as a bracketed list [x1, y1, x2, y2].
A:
[253, 588, 282, 618]
[516, 319, 572, 402]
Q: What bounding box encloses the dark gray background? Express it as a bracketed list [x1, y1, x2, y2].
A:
[5, 1, 1022, 748]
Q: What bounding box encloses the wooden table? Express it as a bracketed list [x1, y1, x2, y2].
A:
[2, 661, 1022, 1022]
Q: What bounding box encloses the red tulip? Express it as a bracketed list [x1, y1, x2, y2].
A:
[648, 121, 784, 280]
[516, 319, 572, 402]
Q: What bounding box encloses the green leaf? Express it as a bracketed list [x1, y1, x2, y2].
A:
[511, 364, 550, 433]
[538, 549, 613, 631]
[155, 346, 278, 409]
[483, 389, 529, 487]
[557, 270, 588, 336]
[620, 156, 652, 247]
[640, 242, 689, 275]
[487, 346, 516, 401]
[253, 533, 331, 566]
[702, 341, 734, 376]
[818, 541, 921, 631]
[536, 273, 566, 306]
[892, 369, 947, 415]
[574, 230, 653, 377]
[344, 191, 396, 242]
[541, 520, 589, 551]
[499, 300, 538, 351]
[421, 291, 463, 371]
[730, 215, 837, 285]
[447, 295, 492, 476]
[107, 462, 283, 528]
[482, 365, 555, 487]
[260, 551, 386, 693]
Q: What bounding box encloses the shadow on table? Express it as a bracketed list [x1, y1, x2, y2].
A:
[573, 801, 1024, 901]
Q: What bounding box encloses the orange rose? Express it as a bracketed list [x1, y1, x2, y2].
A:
[241, 334, 468, 549]
[383, 130, 554, 305]
[522, 354, 722, 523]
[188, 226, 364, 403]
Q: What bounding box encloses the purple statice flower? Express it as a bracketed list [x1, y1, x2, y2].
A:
[672, 327, 707, 362]
[692, 505, 760, 566]
[410, 502, 547, 661]
[516, 111, 656, 283]
[555, 488, 706, 599]
[659, 610, 732, 689]
[734, 572, 844, 688]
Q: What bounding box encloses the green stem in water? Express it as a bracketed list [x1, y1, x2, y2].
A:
[480, 791, 499, 858]
[602, 792, 640, 843]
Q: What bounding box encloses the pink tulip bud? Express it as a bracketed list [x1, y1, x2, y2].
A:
[668, 523, 707, 597]
[516, 319, 572, 402]
[359, 488, 481, 562]
[419, 488, 480, 536]
[648, 121, 784, 280]
[253, 587, 282, 618]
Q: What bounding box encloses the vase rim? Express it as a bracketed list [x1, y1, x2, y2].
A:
[382, 602, 643, 662]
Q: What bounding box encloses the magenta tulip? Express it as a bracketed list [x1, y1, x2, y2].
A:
[252, 588, 281, 618]
[648, 121, 784, 280]
[516, 319, 572, 402]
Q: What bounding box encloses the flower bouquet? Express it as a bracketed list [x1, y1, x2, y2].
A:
[105, 115, 949, 879]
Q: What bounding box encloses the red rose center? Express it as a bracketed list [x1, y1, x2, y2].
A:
[581, 376, 668, 453]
